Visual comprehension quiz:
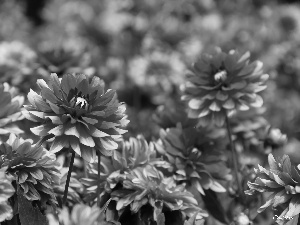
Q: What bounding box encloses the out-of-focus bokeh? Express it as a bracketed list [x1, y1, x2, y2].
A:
[1, 0, 300, 160]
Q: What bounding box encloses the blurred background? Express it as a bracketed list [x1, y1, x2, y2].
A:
[1, 0, 300, 161]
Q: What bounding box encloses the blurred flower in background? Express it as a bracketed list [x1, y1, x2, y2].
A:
[0, 41, 37, 90]
[128, 49, 186, 105]
[0, 83, 24, 143]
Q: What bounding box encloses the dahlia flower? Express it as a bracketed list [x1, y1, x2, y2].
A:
[23, 73, 129, 162]
[0, 83, 24, 142]
[246, 154, 300, 224]
[275, 5, 300, 38]
[0, 41, 37, 87]
[155, 125, 230, 195]
[230, 107, 287, 160]
[230, 107, 269, 153]
[0, 134, 60, 206]
[81, 136, 170, 202]
[0, 167, 15, 222]
[111, 165, 207, 223]
[128, 50, 185, 104]
[264, 127, 287, 150]
[37, 43, 91, 76]
[81, 137, 201, 224]
[182, 47, 269, 127]
[0, 41, 36, 71]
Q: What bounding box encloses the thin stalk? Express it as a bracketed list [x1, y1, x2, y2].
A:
[62, 151, 75, 206]
[225, 113, 243, 200]
[97, 153, 101, 206]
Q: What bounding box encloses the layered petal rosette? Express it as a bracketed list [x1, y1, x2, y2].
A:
[182, 47, 269, 127]
[111, 165, 207, 223]
[0, 83, 24, 141]
[0, 134, 60, 206]
[231, 108, 268, 141]
[23, 73, 129, 162]
[246, 154, 300, 224]
[155, 125, 230, 195]
[81, 136, 170, 202]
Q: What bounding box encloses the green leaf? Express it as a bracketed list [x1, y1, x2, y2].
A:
[18, 194, 49, 225]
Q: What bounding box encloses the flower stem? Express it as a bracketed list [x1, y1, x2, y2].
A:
[97, 153, 101, 206]
[62, 151, 75, 206]
[225, 113, 243, 200]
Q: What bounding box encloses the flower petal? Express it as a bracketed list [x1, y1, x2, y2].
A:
[50, 137, 69, 153]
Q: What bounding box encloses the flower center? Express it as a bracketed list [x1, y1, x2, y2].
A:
[214, 70, 227, 83]
[70, 96, 89, 110]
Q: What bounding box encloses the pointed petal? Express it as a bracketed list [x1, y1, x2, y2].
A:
[50, 137, 69, 153]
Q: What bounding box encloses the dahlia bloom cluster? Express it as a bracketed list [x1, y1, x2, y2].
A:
[23, 73, 129, 162]
[81, 136, 206, 223]
[182, 47, 269, 127]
